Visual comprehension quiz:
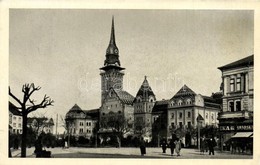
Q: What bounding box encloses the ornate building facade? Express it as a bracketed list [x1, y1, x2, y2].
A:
[65, 104, 98, 139]
[133, 76, 156, 141]
[99, 18, 135, 140]
[167, 85, 221, 147]
[218, 55, 253, 151]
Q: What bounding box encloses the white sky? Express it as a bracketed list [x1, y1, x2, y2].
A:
[9, 9, 253, 133]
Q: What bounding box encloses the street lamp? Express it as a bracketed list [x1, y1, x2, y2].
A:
[196, 114, 204, 150]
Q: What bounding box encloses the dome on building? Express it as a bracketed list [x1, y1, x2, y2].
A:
[65, 104, 86, 119]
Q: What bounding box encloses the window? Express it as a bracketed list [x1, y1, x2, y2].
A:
[179, 122, 183, 128]
[229, 101, 234, 112]
[188, 122, 191, 128]
[171, 113, 174, 119]
[171, 122, 175, 128]
[230, 79, 235, 92]
[13, 129, 16, 133]
[86, 122, 88, 126]
[187, 112, 191, 118]
[179, 112, 182, 119]
[79, 128, 83, 133]
[211, 114, 214, 120]
[236, 78, 241, 91]
[236, 100, 241, 111]
[89, 122, 91, 126]
[13, 116, 16, 120]
[79, 122, 83, 126]
[18, 117, 21, 121]
[205, 113, 208, 119]
[18, 123, 21, 128]
[178, 100, 182, 106]
[13, 123, 16, 127]
[118, 111, 121, 114]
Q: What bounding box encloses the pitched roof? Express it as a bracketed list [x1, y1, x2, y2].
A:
[136, 76, 156, 99]
[152, 99, 169, 113]
[69, 104, 84, 113]
[114, 90, 135, 105]
[218, 55, 254, 70]
[9, 102, 22, 116]
[83, 108, 99, 119]
[172, 85, 196, 98]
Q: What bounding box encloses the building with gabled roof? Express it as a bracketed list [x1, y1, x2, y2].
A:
[133, 76, 156, 141]
[65, 104, 98, 139]
[167, 85, 221, 147]
[98, 18, 135, 142]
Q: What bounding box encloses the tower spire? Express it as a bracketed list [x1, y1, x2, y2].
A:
[103, 16, 121, 67]
[110, 16, 116, 45]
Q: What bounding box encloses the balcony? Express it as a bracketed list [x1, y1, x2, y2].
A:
[218, 111, 252, 120]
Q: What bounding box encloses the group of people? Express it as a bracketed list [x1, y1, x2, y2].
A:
[161, 138, 182, 156]
[139, 137, 182, 157]
[200, 137, 217, 155]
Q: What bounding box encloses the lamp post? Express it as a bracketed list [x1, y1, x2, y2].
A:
[196, 114, 204, 150]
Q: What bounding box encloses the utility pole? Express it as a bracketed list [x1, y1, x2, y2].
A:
[56, 114, 58, 138]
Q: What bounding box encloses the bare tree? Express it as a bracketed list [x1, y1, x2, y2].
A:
[100, 114, 133, 147]
[9, 83, 54, 157]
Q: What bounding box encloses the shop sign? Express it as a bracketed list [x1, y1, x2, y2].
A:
[219, 124, 253, 132]
[219, 125, 235, 131]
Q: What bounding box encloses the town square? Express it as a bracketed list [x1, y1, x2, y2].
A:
[7, 8, 254, 160]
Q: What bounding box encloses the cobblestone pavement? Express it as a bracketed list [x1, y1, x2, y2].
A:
[11, 147, 253, 159]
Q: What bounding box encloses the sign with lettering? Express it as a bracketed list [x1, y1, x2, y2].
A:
[219, 124, 253, 132]
[219, 126, 235, 131]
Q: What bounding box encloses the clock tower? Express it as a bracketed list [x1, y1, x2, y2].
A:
[100, 17, 125, 104]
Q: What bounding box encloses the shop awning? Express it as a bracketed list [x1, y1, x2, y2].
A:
[232, 132, 253, 138]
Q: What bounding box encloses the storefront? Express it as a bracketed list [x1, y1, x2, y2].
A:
[219, 119, 253, 154]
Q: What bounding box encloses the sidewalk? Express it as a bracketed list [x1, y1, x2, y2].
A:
[11, 147, 253, 159]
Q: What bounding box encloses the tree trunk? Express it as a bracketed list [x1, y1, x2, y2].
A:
[21, 114, 28, 157]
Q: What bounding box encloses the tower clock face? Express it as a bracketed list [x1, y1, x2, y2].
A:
[115, 49, 118, 53]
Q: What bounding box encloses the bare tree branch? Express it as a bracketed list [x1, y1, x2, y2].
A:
[9, 86, 23, 106]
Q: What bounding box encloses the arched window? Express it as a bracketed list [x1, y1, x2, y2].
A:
[178, 100, 183, 106]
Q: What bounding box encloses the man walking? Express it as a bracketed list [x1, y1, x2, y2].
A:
[208, 138, 216, 155]
[169, 139, 175, 156]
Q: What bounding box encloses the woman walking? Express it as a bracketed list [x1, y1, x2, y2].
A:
[175, 139, 181, 156]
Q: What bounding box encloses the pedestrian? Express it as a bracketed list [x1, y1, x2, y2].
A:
[161, 138, 167, 153]
[168, 139, 175, 156]
[208, 138, 216, 155]
[175, 138, 181, 156]
[200, 136, 206, 155]
[64, 140, 68, 149]
[34, 136, 43, 157]
[139, 137, 146, 156]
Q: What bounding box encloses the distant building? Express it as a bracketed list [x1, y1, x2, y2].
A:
[133, 76, 156, 142]
[99, 18, 135, 139]
[27, 117, 55, 134]
[167, 85, 221, 147]
[9, 102, 22, 134]
[65, 104, 99, 139]
[218, 55, 253, 150]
